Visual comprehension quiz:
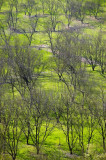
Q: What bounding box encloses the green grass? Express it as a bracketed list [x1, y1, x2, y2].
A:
[0, 1, 106, 160]
[1, 122, 105, 160]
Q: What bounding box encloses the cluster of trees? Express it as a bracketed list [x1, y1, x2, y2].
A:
[0, 0, 106, 160]
[0, 32, 106, 159]
[0, 0, 105, 31]
[52, 31, 106, 154]
[81, 31, 106, 73]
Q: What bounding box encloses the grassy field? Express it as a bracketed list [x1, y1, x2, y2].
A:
[0, 0, 106, 160]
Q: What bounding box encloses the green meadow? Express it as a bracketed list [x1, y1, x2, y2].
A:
[0, 0, 106, 160]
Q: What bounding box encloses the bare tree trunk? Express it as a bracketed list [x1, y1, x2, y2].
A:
[103, 136, 105, 152]
[27, 121, 30, 145]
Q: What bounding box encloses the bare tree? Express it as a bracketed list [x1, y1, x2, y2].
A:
[40, 0, 46, 15]
[85, 0, 102, 19]
[51, 93, 63, 124]
[52, 30, 90, 155]
[81, 34, 98, 71]
[75, 91, 85, 155]
[44, 21, 55, 54]
[46, 0, 60, 31]
[29, 90, 56, 154]
[74, 0, 86, 24]
[1, 99, 23, 160]
[85, 96, 97, 153]
[95, 87, 106, 152]
[81, 31, 106, 73]
[53, 30, 82, 85]
[21, 16, 39, 46]
[0, 21, 12, 47]
[19, 98, 32, 145]
[60, 92, 78, 154]
[5, 0, 19, 30]
[60, 0, 76, 28]
[7, 40, 47, 145]
[21, 0, 37, 17]
[96, 31, 106, 74]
